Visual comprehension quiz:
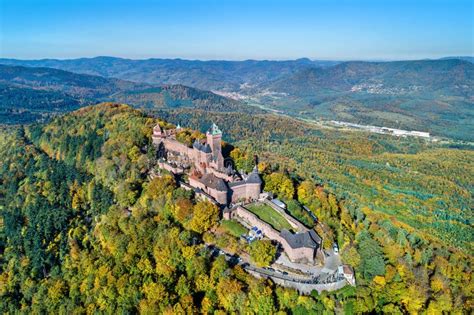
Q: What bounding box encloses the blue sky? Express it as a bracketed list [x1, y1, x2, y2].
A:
[1, 0, 472, 60]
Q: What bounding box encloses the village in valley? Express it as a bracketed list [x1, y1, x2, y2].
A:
[150, 121, 355, 293]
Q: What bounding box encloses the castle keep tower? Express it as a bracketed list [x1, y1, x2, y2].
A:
[206, 123, 224, 170]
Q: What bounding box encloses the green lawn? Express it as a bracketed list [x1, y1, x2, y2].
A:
[246, 203, 293, 231]
[220, 219, 247, 237]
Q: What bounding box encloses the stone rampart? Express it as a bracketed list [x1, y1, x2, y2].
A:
[208, 168, 233, 181]
[158, 161, 184, 174]
[230, 206, 315, 263]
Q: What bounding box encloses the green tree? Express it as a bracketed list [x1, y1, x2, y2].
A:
[357, 230, 386, 280]
[264, 172, 295, 199]
[342, 246, 361, 268]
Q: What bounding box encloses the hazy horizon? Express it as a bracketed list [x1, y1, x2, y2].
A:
[1, 54, 473, 63]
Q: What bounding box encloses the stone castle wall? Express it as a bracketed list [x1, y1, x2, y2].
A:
[153, 125, 261, 206]
[161, 138, 212, 170]
[233, 206, 281, 240]
[213, 190, 228, 205]
[158, 161, 185, 174]
[208, 168, 233, 182]
[189, 176, 205, 191]
[230, 184, 248, 203]
[230, 206, 315, 263]
[280, 240, 315, 264]
[247, 269, 347, 295]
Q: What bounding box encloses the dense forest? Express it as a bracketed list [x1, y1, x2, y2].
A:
[0, 103, 472, 313]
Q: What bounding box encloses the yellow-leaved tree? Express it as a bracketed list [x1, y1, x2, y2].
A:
[188, 201, 219, 233]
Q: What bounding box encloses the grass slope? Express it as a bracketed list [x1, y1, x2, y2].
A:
[246, 203, 293, 231]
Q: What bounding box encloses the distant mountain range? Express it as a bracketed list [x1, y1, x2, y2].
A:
[440, 56, 474, 63]
[0, 56, 472, 140]
[255, 59, 473, 140]
[1, 56, 471, 92]
[0, 64, 146, 98]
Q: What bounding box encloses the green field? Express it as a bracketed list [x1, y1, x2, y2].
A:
[246, 203, 292, 231]
[220, 219, 248, 237]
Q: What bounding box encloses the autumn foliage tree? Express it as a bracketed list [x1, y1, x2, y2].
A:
[249, 239, 277, 267]
[263, 172, 295, 200]
[188, 201, 219, 233]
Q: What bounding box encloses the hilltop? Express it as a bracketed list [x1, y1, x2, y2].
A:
[158, 107, 474, 251]
[253, 59, 474, 140]
[1, 103, 472, 313]
[262, 59, 473, 97]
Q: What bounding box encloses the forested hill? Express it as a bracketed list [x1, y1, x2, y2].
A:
[2, 59, 472, 140]
[1, 56, 470, 96]
[0, 103, 472, 313]
[158, 107, 474, 251]
[0, 64, 257, 124]
[0, 103, 339, 313]
[110, 84, 252, 112]
[0, 56, 339, 90]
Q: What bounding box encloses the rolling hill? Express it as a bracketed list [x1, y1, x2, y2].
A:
[0, 64, 257, 123]
[0, 64, 147, 99]
[1, 58, 472, 140]
[2, 103, 471, 313]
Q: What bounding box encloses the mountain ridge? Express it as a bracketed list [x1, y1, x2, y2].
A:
[0, 56, 340, 90]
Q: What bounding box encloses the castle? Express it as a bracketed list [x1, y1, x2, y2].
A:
[152, 122, 262, 205]
[152, 122, 323, 265]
